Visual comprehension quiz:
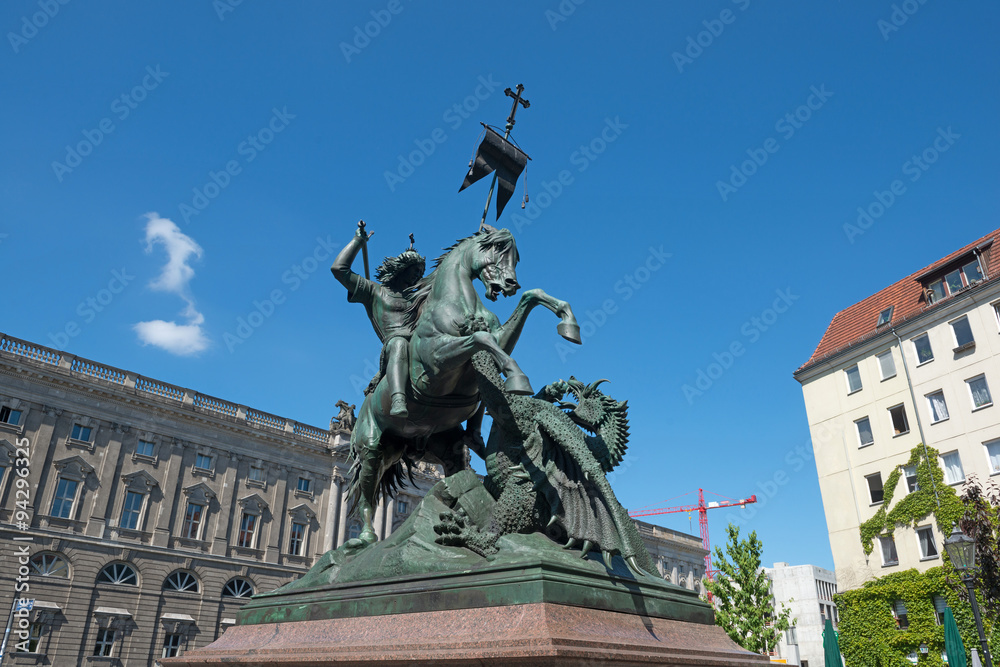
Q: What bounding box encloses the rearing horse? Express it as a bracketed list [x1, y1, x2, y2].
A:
[346, 226, 580, 544]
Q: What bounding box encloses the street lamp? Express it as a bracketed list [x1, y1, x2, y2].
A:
[944, 524, 994, 667]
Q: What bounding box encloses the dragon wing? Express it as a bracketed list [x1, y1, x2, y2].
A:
[565, 378, 630, 473]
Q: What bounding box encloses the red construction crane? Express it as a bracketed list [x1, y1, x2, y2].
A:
[629, 489, 757, 594]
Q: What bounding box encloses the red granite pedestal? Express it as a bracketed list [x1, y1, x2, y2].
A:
[165, 602, 768, 667]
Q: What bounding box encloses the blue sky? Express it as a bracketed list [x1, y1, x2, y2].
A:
[3, 1, 999, 572]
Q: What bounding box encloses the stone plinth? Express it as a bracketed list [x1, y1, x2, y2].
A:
[164, 601, 768, 667]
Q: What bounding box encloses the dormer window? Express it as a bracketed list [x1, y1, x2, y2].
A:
[925, 257, 984, 304]
[876, 307, 894, 327]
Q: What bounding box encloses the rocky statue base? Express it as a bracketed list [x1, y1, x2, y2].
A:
[165, 473, 767, 667]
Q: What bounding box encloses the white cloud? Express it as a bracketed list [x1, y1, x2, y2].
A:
[133, 213, 209, 356]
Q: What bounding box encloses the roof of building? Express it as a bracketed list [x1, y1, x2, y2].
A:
[796, 227, 1000, 375]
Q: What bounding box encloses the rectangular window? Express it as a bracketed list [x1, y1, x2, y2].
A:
[877, 351, 896, 380]
[136, 440, 154, 457]
[894, 600, 909, 629]
[968, 375, 993, 409]
[50, 477, 79, 519]
[866, 473, 884, 504]
[845, 365, 863, 393]
[945, 269, 964, 294]
[903, 465, 919, 493]
[889, 405, 909, 435]
[880, 535, 899, 566]
[237, 512, 258, 548]
[297, 477, 311, 493]
[195, 453, 213, 470]
[120, 491, 145, 530]
[26, 622, 43, 652]
[249, 466, 264, 482]
[951, 316, 975, 349]
[941, 451, 965, 485]
[71, 423, 92, 442]
[933, 595, 948, 625]
[928, 279, 947, 304]
[183, 503, 204, 539]
[927, 391, 950, 423]
[856, 417, 874, 447]
[396, 499, 409, 514]
[877, 307, 894, 327]
[786, 626, 798, 645]
[289, 521, 306, 555]
[913, 334, 934, 364]
[963, 258, 984, 283]
[986, 439, 1000, 474]
[0, 406, 21, 425]
[917, 526, 939, 559]
[994, 302, 1000, 331]
[94, 628, 115, 657]
[162, 632, 182, 658]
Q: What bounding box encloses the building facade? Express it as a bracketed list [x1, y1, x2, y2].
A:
[794, 228, 1000, 590]
[765, 562, 839, 667]
[0, 333, 439, 666]
[636, 520, 710, 595]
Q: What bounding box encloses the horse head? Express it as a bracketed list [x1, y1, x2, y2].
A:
[471, 226, 520, 302]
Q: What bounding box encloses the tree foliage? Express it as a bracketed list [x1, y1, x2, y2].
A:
[948, 473, 1000, 620]
[705, 523, 792, 654]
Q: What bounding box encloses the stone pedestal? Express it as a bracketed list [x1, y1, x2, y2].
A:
[165, 602, 768, 666]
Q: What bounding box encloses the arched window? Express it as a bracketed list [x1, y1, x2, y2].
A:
[30, 553, 69, 578]
[221, 578, 255, 598]
[163, 570, 200, 593]
[97, 562, 138, 586]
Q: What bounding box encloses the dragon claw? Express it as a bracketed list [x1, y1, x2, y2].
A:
[580, 540, 593, 557]
[603, 550, 614, 569]
[625, 556, 643, 575]
[547, 514, 558, 528]
[563, 538, 579, 550]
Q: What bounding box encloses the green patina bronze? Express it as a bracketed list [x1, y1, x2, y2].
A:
[236, 222, 712, 626]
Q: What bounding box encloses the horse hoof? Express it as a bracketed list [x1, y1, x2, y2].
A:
[504, 374, 534, 395]
[558, 321, 582, 344]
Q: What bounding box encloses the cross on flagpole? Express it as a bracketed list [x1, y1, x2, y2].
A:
[478, 84, 530, 231]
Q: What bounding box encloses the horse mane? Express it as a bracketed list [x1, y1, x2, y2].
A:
[403, 227, 518, 327]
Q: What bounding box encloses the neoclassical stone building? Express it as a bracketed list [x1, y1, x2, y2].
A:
[0, 333, 438, 666]
[0, 332, 709, 664]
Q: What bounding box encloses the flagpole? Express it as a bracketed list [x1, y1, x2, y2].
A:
[479, 84, 529, 232]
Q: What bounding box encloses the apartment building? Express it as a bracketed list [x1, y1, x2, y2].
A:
[793, 228, 1000, 590]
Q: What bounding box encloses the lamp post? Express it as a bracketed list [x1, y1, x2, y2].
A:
[944, 524, 994, 667]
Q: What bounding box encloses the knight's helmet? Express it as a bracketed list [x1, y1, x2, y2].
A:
[375, 233, 425, 287]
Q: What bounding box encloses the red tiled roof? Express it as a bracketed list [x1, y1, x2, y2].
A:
[796, 228, 1000, 375]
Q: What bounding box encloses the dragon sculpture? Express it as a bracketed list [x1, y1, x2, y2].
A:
[435, 351, 658, 576]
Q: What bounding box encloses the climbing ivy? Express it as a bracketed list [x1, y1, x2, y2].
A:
[859, 445, 963, 556]
[836, 567, 998, 667]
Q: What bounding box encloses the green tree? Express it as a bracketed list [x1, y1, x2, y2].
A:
[949, 473, 1000, 619]
[705, 523, 793, 654]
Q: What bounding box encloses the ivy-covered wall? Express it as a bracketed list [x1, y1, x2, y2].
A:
[836, 567, 997, 667]
[859, 445, 963, 557]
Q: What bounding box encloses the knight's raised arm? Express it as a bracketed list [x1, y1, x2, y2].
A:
[330, 228, 367, 290]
